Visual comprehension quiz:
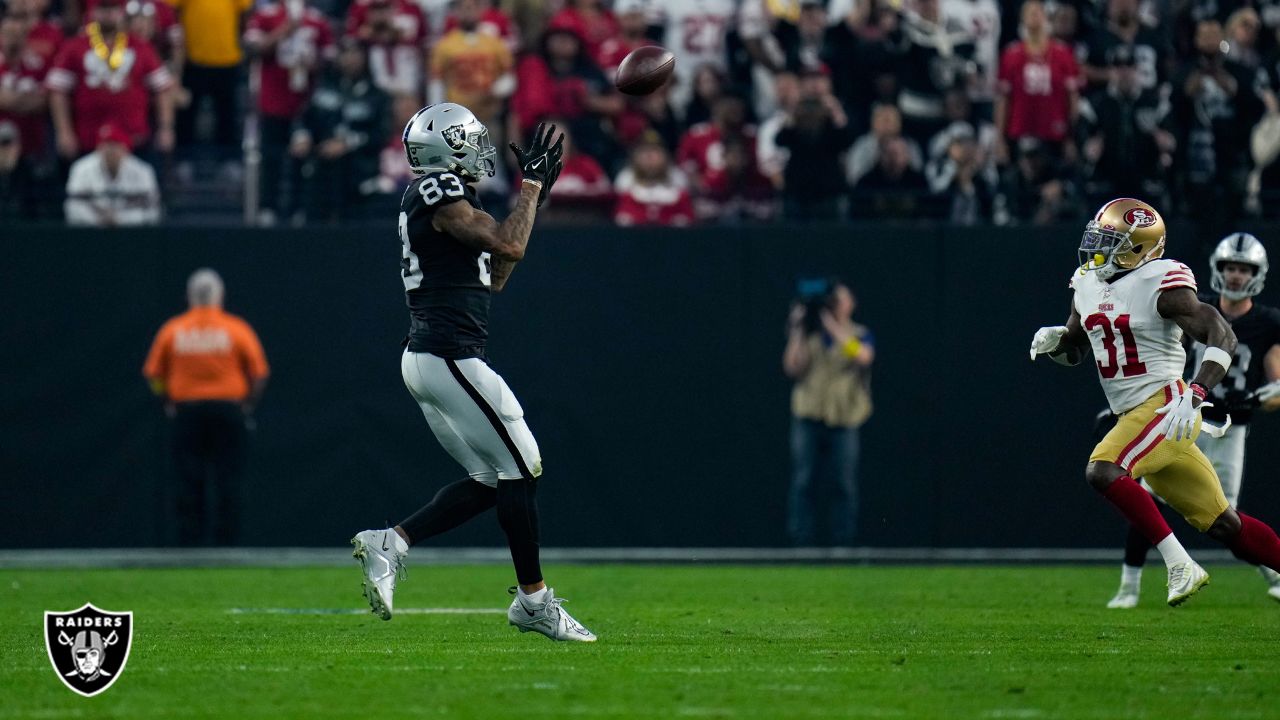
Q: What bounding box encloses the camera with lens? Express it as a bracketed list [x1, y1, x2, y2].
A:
[795, 277, 837, 334]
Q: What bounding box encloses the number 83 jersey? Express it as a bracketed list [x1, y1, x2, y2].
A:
[1071, 258, 1198, 414]
[399, 171, 493, 359]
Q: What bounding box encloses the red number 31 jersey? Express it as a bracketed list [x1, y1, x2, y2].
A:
[1071, 259, 1197, 413]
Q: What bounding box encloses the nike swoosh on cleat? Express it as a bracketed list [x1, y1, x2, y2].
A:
[524, 606, 537, 616]
[382, 534, 389, 551]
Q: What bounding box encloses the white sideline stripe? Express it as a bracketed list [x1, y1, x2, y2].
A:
[227, 607, 505, 615]
[0, 546, 1243, 569]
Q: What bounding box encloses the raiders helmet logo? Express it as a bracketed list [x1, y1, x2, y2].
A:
[44, 603, 133, 697]
[1124, 207, 1157, 227]
[441, 124, 467, 151]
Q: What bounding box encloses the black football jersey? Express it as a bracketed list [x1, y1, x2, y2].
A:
[399, 171, 493, 359]
[1188, 294, 1280, 424]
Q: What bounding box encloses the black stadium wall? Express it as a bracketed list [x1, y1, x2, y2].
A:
[5, 222, 1280, 550]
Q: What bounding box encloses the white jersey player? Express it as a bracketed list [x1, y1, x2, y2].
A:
[648, 0, 737, 115]
[1029, 198, 1280, 607]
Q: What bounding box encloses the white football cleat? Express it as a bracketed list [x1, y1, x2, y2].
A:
[508, 588, 597, 642]
[1106, 586, 1140, 609]
[1166, 561, 1210, 607]
[351, 529, 407, 621]
[1261, 566, 1280, 603]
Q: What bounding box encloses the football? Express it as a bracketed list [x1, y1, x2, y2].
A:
[614, 45, 676, 96]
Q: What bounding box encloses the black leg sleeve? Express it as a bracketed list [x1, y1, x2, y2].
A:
[1123, 524, 1152, 568]
[496, 478, 542, 586]
[398, 478, 496, 545]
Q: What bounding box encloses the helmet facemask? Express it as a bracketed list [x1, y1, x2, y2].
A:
[450, 125, 496, 181]
[1212, 261, 1264, 301]
[1079, 220, 1164, 280]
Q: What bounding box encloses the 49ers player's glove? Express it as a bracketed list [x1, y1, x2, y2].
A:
[1029, 326, 1069, 360]
[1255, 380, 1280, 404]
[1155, 384, 1212, 441]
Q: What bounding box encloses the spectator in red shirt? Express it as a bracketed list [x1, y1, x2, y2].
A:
[358, 0, 425, 101]
[614, 131, 695, 226]
[700, 136, 776, 222]
[0, 8, 50, 162]
[509, 23, 622, 169]
[548, 0, 619, 69]
[677, 94, 759, 199]
[11, 0, 62, 66]
[46, 0, 175, 159]
[244, 0, 333, 224]
[537, 119, 613, 223]
[596, 0, 648, 78]
[995, 0, 1080, 165]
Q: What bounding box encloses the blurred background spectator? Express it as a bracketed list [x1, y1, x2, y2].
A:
[538, 119, 612, 223]
[170, 0, 250, 167]
[775, 68, 856, 220]
[613, 130, 694, 226]
[64, 122, 161, 225]
[852, 134, 931, 218]
[995, 0, 1079, 165]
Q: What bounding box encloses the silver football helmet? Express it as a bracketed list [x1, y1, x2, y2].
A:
[402, 103, 496, 181]
[1210, 232, 1268, 301]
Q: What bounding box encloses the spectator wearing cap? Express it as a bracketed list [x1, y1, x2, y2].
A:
[509, 19, 621, 170]
[776, 67, 857, 221]
[169, 0, 252, 162]
[1077, 43, 1174, 206]
[64, 123, 161, 225]
[548, 0, 619, 69]
[613, 131, 695, 226]
[46, 0, 175, 160]
[994, 0, 1080, 166]
[244, 0, 334, 224]
[290, 38, 389, 223]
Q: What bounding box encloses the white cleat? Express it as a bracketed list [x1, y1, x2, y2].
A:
[508, 588, 597, 642]
[1166, 561, 1210, 607]
[350, 529, 407, 620]
[1106, 586, 1140, 609]
[1268, 585, 1280, 604]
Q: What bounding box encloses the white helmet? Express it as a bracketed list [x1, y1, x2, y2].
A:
[1210, 232, 1269, 301]
[402, 103, 496, 181]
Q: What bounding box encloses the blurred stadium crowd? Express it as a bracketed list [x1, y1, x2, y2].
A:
[5, 0, 1280, 226]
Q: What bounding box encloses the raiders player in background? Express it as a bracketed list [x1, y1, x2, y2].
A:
[350, 104, 596, 642]
[1106, 233, 1280, 608]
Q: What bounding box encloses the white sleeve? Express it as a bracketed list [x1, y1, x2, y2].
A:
[64, 160, 99, 226]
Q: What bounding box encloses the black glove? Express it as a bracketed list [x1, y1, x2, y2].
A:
[509, 122, 564, 187]
[1092, 407, 1118, 441]
[536, 159, 561, 208]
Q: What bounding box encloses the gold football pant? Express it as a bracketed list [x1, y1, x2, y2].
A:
[1089, 380, 1229, 531]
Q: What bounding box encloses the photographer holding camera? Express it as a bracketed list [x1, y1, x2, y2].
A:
[782, 278, 875, 547]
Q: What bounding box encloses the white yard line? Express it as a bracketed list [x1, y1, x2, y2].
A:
[226, 607, 505, 615]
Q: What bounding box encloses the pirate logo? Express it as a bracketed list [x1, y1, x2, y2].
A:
[44, 603, 133, 697]
[441, 123, 467, 150]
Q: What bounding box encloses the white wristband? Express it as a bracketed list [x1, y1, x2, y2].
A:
[1202, 346, 1233, 372]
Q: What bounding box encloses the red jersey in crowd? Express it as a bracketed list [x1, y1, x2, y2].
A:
[345, 0, 427, 46]
[441, 6, 515, 51]
[613, 168, 694, 226]
[46, 31, 173, 150]
[511, 54, 595, 133]
[245, 3, 334, 118]
[676, 122, 759, 187]
[84, 0, 183, 54]
[548, 153, 612, 204]
[547, 8, 619, 68]
[997, 39, 1079, 143]
[596, 35, 643, 78]
[0, 43, 51, 157]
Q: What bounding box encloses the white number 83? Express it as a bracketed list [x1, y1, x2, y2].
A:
[418, 173, 465, 205]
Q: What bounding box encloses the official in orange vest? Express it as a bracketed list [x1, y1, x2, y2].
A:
[143, 268, 269, 546]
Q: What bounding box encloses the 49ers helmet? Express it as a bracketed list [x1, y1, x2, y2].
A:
[1079, 198, 1167, 280]
[1209, 232, 1268, 301]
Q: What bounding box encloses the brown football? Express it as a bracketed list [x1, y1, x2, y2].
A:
[615, 45, 676, 96]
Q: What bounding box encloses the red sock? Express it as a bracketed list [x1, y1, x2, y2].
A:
[1101, 476, 1173, 545]
[1230, 513, 1280, 572]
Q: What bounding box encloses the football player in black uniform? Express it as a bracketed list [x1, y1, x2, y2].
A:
[350, 104, 596, 642]
[1107, 233, 1280, 607]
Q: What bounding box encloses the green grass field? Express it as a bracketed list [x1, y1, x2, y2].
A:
[2, 563, 1278, 719]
